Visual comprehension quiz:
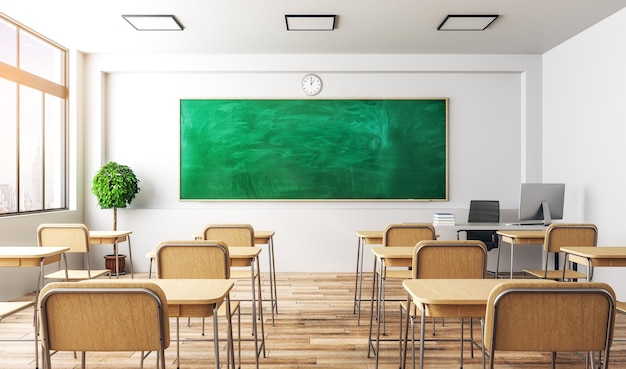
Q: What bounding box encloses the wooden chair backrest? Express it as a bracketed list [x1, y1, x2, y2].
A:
[156, 240, 230, 279]
[38, 223, 91, 253]
[544, 223, 598, 253]
[412, 240, 487, 279]
[383, 223, 436, 267]
[202, 224, 255, 247]
[38, 280, 170, 352]
[383, 223, 436, 246]
[484, 281, 615, 358]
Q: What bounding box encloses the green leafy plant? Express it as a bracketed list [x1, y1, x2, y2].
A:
[91, 161, 140, 232]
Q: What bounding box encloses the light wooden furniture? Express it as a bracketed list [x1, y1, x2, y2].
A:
[496, 229, 546, 278]
[523, 223, 597, 281]
[402, 278, 554, 369]
[89, 230, 134, 278]
[368, 223, 437, 369]
[163, 229, 277, 320]
[484, 281, 616, 369]
[155, 240, 240, 369]
[202, 224, 267, 362]
[0, 300, 36, 363]
[38, 280, 170, 369]
[354, 230, 383, 324]
[80, 278, 235, 369]
[368, 246, 414, 364]
[0, 245, 69, 369]
[399, 240, 488, 369]
[562, 246, 626, 281]
[253, 230, 278, 321]
[374, 224, 436, 340]
[38, 224, 110, 281]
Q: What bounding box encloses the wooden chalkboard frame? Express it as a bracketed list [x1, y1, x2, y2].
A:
[180, 99, 448, 201]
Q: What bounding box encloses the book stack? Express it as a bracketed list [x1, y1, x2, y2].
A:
[433, 212, 456, 226]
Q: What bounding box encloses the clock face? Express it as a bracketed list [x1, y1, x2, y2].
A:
[301, 74, 322, 96]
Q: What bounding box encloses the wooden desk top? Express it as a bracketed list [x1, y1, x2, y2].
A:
[194, 230, 275, 243]
[0, 246, 69, 267]
[89, 230, 132, 244]
[561, 246, 626, 267]
[228, 246, 262, 259]
[561, 246, 626, 259]
[370, 246, 413, 259]
[403, 279, 554, 317]
[85, 278, 233, 306]
[356, 230, 383, 238]
[496, 230, 545, 244]
[146, 246, 262, 260]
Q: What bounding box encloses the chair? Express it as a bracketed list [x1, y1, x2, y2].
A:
[400, 240, 488, 369]
[202, 224, 265, 366]
[37, 223, 110, 281]
[484, 281, 616, 369]
[38, 280, 170, 369]
[464, 200, 500, 251]
[368, 223, 437, 367]
[155, 240, 241, 369]
[523, 223, 597, 281]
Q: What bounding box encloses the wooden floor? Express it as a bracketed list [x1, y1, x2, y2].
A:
[1, 272, 626, 368]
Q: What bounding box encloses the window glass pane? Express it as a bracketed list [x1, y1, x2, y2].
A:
[19, 85, 43, 211]
[44, 93, 65, 209]
[19, 30, 64, 84]
[0, 18, 17, 67]
[0, 78, 17, 213]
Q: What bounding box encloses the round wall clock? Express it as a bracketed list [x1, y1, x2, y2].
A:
[301, 74, 323, 96]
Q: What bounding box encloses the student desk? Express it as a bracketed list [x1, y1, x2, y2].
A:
[368, 246, 413, 368]
[561, 246, 626, 280]
[402, 278, 553, 369]
[87, 278, 234, 369]
[194, 230, 278, 323]
[146, 246, 267, 360]
[89, 230, 134, 278]
[354, 231, 383, 322]
[0, 246, 70, 369]
[495, 229, 546, 278]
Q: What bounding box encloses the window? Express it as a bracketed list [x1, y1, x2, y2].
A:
[0, 15, 68, 215]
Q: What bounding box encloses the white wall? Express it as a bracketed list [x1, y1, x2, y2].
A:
[1, 51, 546, 300]
[543, 8, 626, 299]
[81, 54, 543, 276]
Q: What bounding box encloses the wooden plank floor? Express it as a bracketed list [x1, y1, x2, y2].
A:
[1, 272, 625, 368]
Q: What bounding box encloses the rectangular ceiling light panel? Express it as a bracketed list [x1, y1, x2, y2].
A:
[122, 15, 184, 31]
[285, 15, 336, 31]
[438, 15, 498, 31]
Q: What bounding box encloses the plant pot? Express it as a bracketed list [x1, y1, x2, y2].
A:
[104, 254, 127, 276]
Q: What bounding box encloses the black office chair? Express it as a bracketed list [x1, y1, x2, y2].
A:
[466, 200, 500, 250]
[459, 200, 500, 277]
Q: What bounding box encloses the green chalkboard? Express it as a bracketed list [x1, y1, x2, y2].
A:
[180, 99, 448, 200]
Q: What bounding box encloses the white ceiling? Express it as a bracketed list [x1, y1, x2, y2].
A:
[1, 0, 626, 55]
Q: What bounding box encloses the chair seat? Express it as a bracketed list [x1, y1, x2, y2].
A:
[523, 269, 588, 281]
[617, 301, 626, 315]
[45, 269, 110, 281]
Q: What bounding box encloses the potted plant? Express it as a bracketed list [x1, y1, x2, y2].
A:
[91, 161, 140, 273]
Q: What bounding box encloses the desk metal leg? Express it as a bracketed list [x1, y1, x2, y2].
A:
[127, 236, 134, 278]
[354, 236, 366, 324]
[509, 240, 514, 279]
[367, 257, 378, 359]
[419, 303, 426, 369]
[267, 236, 277, 323]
